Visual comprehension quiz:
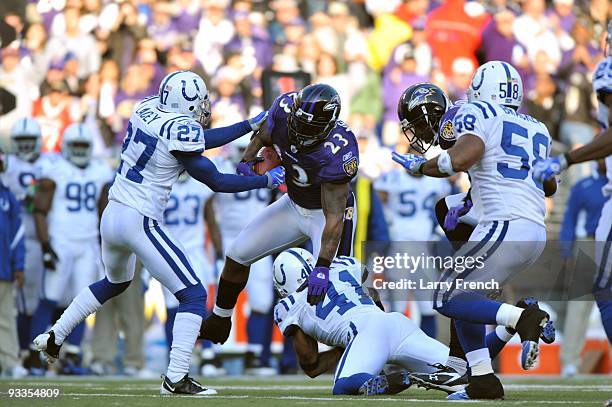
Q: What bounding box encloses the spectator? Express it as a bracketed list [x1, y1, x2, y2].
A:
[524, 73, 561, 140]
[0, 47, 37, 140]
[447, 57, 475, 101]
[225, 11, 273, 77]
[381, 42, 428, 145]
[0, 148, 26, 378]
[112, 64, 149, 143]
[210, 67, 246, 127]
[194, 0, 234, 77]
[32, 80, 76, 153]
[47, 6, 100, 78]
[558, 18, 601, 76]
[148, 2, 181, 52]
[477, 8, 528, 71]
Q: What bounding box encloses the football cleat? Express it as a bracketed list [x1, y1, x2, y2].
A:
[32, 331, 62, 364]
[515, 307, 549, 369]
[199, 314, 232, 344]
[447, 373, 504, 400]
[160, 374, 217, 396]
[409, 363, 468, 394]
[358, 371, 412, 396]
[507, 297, 556, 344]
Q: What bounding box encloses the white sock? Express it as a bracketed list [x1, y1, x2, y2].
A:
[446, 356, 468, 376]
[495, 325, 514, 342]
[52, 288, 101, 344]
[465, 348, 493, 376]
[166, 312, 202, 383]
[495, 304, 523, 329]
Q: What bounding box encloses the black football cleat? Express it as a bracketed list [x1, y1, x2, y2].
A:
[409, 363, 468, 394]
[199, 314, 232, 344]
[447, 373, 504, 400]
[514, 297, 556, 344]
[515, 307, 549, 369]
[32, 330, 62, 363]
[160, 374, 217, 396]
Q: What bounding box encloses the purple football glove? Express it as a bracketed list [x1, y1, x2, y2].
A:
[444, 199, 473, 231]
[236, 159, 261, 176]
[307, 266, 329, 305]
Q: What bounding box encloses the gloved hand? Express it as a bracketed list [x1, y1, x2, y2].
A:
[391, 151, 427, 175]
[42, 241, 59, 270]
[444, 199, 473, 231]
[532, 155, 567, 183]
[236, 159, 262, 176]
[248, 111, 268, 131]
[265, 166, 285, 189]
[307, 266, 329, 305]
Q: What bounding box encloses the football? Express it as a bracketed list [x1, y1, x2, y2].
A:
[253, 146, 282, 175]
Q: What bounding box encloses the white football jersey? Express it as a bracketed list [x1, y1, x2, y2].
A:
[109, 96, 206, 221]
[274, 257, 381, 347]
[593, 56, 612, 196]
[454, 101, 551, 226]
[212, 157, 271, 240]
[163, 175, 214, 251]
[2, 155, 43, 239]
[375, 169, 451, 240]
[41, 155, 114, 241]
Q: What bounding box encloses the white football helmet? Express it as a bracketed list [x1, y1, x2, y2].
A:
[62, 123, 93, 168]
[11, 117, 42, 162]
[158, 70, 211, 127]
[467, 60, 523, 109]
[273, 248, 315, 298]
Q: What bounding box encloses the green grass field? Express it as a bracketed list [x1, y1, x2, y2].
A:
[1, 375, 610, 407]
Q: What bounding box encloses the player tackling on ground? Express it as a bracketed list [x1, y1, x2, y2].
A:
[392, 61, 556, 400]
[32, 70, 284, 395]
[201, 84, 359, 344]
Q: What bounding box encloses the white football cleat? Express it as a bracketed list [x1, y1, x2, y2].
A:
[32, 331, 62, 364]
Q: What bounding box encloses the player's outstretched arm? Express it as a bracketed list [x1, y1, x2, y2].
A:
[33, 178, 58, 270]
[292, 327, 344, 378]
[174, 151, 275, 192]
[204, 111, 268, 150]
[241, 116, 274, 163]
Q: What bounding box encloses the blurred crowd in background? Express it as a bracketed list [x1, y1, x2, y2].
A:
[0, 0, 609, 177]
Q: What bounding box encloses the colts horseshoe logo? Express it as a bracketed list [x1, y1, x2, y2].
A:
[181, 79, 200, 101]
[275, 264, 287, 286]
[471, 67, 486, 90]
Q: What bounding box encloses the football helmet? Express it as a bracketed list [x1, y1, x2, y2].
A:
[158, 70, 211, 127]
[467, 60, 523, 109]
[288, 84, 340, 150]
[62, 123, 93, 168]
[273, 248, 315, 298]
[397, 83, 449, 154]
[10, 117, 42, 163]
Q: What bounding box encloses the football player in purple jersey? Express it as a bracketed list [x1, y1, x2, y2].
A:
[201, 84, 360, 344]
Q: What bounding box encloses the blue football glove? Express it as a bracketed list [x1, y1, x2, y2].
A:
[265, 166, 285, 189]
[307, 266, 329, 305]
[444, 198, 473, 231]
[392, 151, 427, 175]
[248, 111, 268, 131]
[532, 155, 567, 183]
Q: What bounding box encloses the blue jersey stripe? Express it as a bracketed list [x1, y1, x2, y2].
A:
[154, 222, 200, 284]
[481, 101, 498, 117]
[143, 217, 192, 287]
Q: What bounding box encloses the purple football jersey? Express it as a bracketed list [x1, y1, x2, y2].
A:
[265, 92, 359, 209]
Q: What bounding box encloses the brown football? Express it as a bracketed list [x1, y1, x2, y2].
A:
[253, 146, 282, 175]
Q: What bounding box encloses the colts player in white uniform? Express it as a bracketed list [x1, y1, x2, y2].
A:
[32, 70, 283, 395]
[392, 61, 557, 400]
[2, 118, 45, 357]
[28, 123, 113, 373]
[375, 154, 450, 337]
[272, 249, 449, 395]
[534, 23, 612, 343]
[210, 136, 275, 374]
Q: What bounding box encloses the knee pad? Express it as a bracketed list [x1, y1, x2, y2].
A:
[175, 283, 207, 317]
[333, 373, 374, 395]
[89, 277, 131, 304]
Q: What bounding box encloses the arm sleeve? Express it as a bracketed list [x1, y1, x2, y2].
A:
[559, 183, 581, 258]
[203, 120, 252, 150]
[9, 192, 25, 272]
[174, 151, 268, 192]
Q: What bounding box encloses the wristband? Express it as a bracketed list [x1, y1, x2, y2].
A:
[562, 153, 572, 168]
[315, 257, 331, 268]
[437, 150, 456, 175]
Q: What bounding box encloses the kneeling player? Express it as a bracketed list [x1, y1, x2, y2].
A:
[272, 249, 450, 396]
